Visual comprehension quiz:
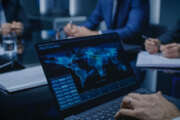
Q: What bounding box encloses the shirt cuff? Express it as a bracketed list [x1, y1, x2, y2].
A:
[173, 117, 180, 120]
[98, 30, 102, 35]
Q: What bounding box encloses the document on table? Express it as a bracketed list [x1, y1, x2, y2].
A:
[0, 65, 47, 93]
[0, 47, 4, 56]
[136, 51, 180, 68]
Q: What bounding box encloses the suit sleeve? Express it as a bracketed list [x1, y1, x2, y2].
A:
[159, 21, 180, 44]
[82, 0, 103, 30]
[16, 0, 31, 39]
[102, 0, 149, 41]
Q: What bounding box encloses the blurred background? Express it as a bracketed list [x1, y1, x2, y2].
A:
[0, 1, 180, 120]
[0, 0, 179, 97]
[22, 0, 180, 97]
[19, 0, 180, 43]
[21, 0, 180, 28]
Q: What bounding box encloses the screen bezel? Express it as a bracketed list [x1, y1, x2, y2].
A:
[35, 33, 139, 118]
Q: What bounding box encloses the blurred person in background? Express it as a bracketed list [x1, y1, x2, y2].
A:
[0, 0, 29, 54]
[145, 20, 180, 58]
[63, 0, 149, 44]
[116, 21, 180, 120]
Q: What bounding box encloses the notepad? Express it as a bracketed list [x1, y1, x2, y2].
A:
[0, 47, 4, 56]
[0, 65, 47, 93]
[136, 51, 180, 68]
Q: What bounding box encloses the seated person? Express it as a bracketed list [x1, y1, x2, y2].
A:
[115, 21, 180, 120]
[115, 92, 180, 120]
[0, 0, 29, 54]
[145, 20, 180, 58]
[63, 0, 149, 44]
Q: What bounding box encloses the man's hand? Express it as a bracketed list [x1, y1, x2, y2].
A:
[64, 23, 99, 38]
[11, 21, 24, 36]
[115, 92, 180, 120]
[1, 23, 12, 35]
[145, 38, 161, 54]
[64, 23, 80, 37]
[160, 43, 180, 58]
[0, 22, 24, 36]
[72, 26, 99, 37]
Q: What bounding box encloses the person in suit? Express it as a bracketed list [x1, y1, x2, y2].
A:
[0, 0, 29, 54]
[63, 0, 149, 44]
[114, 21, 180, 120]
[115, 92, 180, 120]
[145, 20, 180, 58]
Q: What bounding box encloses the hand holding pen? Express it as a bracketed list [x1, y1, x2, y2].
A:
[64, 21, 80, 37]
[56, 21, 75, 40]
[143, 35, 161, 54]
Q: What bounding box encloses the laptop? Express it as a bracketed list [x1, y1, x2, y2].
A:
[35, 33, 149, 120]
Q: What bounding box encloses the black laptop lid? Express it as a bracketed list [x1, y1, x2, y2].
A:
[35, 33, 138, 117]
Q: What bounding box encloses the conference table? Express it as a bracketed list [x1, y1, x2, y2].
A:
[0, 31, 59, 120]
[2, 29, 175, 120]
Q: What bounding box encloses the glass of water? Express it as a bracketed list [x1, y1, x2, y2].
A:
[2, 33, 17, 60]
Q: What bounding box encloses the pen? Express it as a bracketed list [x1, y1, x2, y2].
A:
[142, 35, 161, 49]
[56, 20, 73, 40]
[56, 26, 63, 40]
[69, 20, 73, 29]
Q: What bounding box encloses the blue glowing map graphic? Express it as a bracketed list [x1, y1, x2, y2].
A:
[43, 46, 127, 88]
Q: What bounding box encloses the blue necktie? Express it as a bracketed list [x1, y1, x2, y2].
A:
[112, 0, 120, 29]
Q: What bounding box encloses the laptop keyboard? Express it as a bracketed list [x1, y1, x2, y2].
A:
[77, 98, 121, 120]
[66, 88, 151, 120]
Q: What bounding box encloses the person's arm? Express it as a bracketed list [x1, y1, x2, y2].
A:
[160, 43, 180, 58]
[15, 0, 30, 39]
[82, 0, 103, 30]
[159, 21, 180, 44]
[115, 92, 180, 120]
[102, 0, 149, 42]
[145, 38, 161, 54]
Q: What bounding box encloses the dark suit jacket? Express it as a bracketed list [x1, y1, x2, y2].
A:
[83, 0, 149, 43]
[2, 0, 30, 38]
[159, 20, 180, 44]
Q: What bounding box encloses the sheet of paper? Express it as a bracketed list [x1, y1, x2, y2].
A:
[0, 65, 47, 92]
[0, 47, 4, 56]
[136, 51, 180, 68]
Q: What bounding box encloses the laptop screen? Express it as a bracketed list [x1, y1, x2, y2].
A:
[36, 34, 137, 116]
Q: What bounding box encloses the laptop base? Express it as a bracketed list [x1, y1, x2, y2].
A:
[65, 88, 151, 120]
